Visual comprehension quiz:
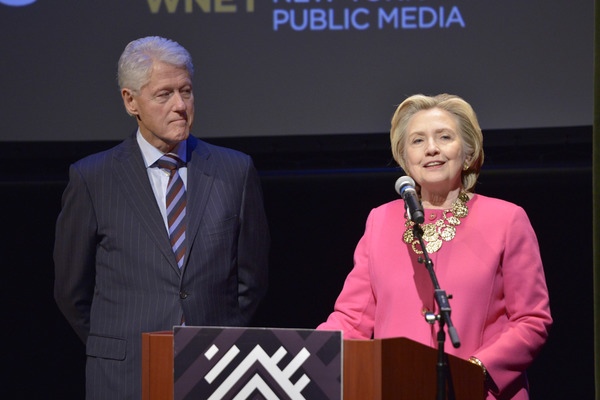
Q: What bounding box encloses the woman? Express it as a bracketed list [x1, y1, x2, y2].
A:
[318, 94, 552, 399]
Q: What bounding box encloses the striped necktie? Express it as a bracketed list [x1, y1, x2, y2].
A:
[157, 154, 187, 269]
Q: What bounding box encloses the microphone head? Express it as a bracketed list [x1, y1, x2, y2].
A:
[395, 176, 416, 196]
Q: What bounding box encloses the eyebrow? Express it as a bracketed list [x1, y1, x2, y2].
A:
[408, 128, 455, 136]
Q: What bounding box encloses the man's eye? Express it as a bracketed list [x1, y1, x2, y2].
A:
[153, 92, 171, 103]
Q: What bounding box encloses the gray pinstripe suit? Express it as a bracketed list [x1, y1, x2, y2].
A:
[54, 133, 269, 399]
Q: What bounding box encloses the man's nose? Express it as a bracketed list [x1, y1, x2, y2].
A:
[171, 91, 186, 110]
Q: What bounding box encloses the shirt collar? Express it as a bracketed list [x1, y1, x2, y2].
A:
[136, 129, 188, 168]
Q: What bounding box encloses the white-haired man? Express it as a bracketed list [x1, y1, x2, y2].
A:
[54, 36, 270, 400]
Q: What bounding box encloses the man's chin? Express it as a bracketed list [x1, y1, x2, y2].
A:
[154, 132, 190, 152]
[170, 130, 190, 143]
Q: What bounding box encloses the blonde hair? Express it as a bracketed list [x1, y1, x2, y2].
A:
[390, 93, 484, 192]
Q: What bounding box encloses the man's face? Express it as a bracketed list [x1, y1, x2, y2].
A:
[122, 61, 194, 152]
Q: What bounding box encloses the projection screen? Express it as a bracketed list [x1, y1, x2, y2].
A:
[0, 0, 593, 141]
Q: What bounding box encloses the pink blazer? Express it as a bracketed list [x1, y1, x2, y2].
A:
[318, 194, 552, 399]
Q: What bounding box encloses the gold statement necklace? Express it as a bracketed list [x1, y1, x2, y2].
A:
[403, 192, 470, 254]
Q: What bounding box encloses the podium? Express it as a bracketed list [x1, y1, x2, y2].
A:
[343, 338, 484, 400]
[142, 330, 484, 400]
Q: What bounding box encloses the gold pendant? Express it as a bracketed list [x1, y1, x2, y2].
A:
[426, 239, 442, 253]
[411, 240, 423, 254]
[422, 224, 438, 242]
[403, 229, 414, 243]
[440, 225, 456, 241]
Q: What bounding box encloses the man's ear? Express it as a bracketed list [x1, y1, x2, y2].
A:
[121, 88, 138, 116]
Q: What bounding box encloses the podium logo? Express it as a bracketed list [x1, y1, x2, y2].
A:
[174, 327, 342, 400]
[204, 344, 311, 399]
[0, 0, 37, 6]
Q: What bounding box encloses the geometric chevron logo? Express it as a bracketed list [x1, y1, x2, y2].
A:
[205, 345, 311, 399]
[173, 327, 342, 400]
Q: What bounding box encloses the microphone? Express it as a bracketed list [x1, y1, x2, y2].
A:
[395, 176, 425, 224]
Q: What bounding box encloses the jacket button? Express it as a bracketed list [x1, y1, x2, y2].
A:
[179, 291, 188, 299]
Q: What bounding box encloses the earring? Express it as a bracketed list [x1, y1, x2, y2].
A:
[463, 163, 469, 171]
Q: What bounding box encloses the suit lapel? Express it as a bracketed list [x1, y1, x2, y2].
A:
[183, 136, 215, 270]
[112, 135, 180, 274]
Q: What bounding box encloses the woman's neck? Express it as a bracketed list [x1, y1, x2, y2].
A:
[420, 186, 464, 209]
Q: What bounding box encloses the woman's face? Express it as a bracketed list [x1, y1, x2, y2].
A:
[403, 108, 467, 193]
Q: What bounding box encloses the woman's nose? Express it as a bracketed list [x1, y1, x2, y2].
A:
[425, 138, 440, 155]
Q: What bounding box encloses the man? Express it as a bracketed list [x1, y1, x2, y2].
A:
[54, 36, 270, 400]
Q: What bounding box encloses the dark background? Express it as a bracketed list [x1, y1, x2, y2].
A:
[1, 125, 593, 398]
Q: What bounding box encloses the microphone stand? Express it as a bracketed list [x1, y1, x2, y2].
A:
[412, 223, 461, 400]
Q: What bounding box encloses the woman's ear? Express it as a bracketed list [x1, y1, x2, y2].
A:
[463, 155, 472, 171]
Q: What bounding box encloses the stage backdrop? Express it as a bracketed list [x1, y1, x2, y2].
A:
[0, 0, 593, 141]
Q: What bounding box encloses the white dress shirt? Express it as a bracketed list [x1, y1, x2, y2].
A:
[136, 130, 188, 232]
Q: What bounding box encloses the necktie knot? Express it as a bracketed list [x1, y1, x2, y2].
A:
[157, 154, 185, 172]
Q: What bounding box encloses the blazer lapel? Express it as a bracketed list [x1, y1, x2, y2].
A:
[112, 135, 180, 274]
[183, 136, 215, 270]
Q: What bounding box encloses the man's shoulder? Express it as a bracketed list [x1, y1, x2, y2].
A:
[191, 137, 251, 164]
[73, 135, 137, 171]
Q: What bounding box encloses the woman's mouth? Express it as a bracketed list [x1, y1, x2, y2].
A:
[424, 161, 444, 168]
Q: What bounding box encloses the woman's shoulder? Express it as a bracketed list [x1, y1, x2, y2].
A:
[372, 198, 406, 213]
[363, 199, 406, 222]
[470, 193, 528, 219]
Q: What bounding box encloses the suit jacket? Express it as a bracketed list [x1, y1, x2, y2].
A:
[318, 194, 552, 399]
[54, 134, 269, 400]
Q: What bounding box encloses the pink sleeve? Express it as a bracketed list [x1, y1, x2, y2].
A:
[474, 206, 552, 396]
[317, 212, 376, 339]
